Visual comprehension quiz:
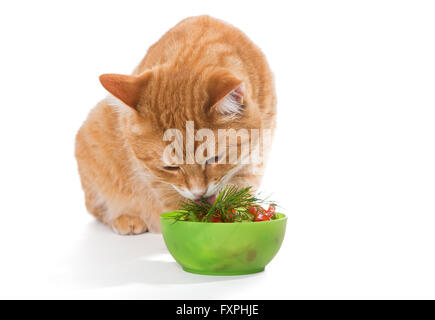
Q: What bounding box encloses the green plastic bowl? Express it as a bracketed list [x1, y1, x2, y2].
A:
[160, 211, 287, 275]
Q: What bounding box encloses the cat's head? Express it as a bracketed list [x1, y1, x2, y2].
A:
[99, 67, 263, 201]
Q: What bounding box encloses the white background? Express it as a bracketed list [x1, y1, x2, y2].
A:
[0, 0, 434, 299]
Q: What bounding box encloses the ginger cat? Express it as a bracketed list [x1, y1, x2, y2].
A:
[75, 15, 276, 234]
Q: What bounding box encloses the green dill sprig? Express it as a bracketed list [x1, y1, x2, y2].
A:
[176, 185, 277, 223]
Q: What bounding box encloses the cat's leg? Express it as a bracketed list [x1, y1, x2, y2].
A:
[109, 196, 169, 234]
[85, 190, 149, 235]
[76, 123, 150, 235]
[111, 214, 148, 235]
[95, 198, 148, 235]
[80, 175, 148, 235]
[110, 181, 179, 234]
[79, 174, 108, 222]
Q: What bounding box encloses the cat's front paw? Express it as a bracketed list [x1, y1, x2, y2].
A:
[111, 215, 148, 235]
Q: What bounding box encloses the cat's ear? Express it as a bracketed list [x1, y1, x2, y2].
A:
[99, 73, 150, 109]
[208, 72, 245, 119]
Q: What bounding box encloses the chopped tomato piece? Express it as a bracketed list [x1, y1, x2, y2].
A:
[264, 205, 276, 218]
[254, 213, 271, 221]
[211, 215, 223, 223]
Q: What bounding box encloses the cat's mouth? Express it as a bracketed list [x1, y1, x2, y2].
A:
[194, 194, 217, 205]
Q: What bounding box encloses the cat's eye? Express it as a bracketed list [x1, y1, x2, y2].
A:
[206, 155, 221, 166]
[163, 166, 180, 171]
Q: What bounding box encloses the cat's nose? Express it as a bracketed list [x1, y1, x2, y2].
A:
[191, 189, 207, 199]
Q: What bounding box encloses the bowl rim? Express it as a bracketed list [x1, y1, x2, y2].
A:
[160, 210, 287, 224]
